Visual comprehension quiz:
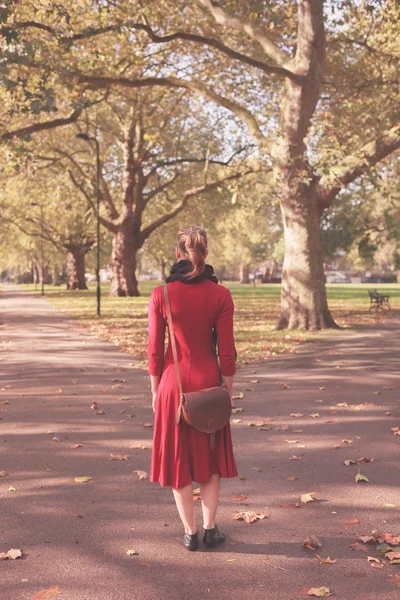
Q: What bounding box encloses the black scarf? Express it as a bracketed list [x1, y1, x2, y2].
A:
[165, 260, 219, 284]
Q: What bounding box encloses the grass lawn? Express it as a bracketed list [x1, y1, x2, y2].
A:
[21, 281, 400, 365]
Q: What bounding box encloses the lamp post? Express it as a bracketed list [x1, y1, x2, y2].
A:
[76, 133, 101, 317]
[30, 202, 44, 296]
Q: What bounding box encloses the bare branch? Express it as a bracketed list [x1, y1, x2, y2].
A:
[76, 74, 267, 149]
[198, 0, 289, 67]
[317, 124, 400, 209]
[140, 168, 254, 242]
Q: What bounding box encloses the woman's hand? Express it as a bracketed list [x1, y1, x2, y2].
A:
[152, 392, 158, 413]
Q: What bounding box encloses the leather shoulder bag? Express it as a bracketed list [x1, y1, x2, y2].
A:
[163, 283, 232, 449]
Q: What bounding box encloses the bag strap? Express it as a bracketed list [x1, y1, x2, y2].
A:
[163, 284, 185, 424]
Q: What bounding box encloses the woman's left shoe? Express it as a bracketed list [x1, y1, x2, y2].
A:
[203, 524, 226, 548]
[182, 531, 199, 551]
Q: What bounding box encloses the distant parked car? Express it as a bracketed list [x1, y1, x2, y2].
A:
[331, 276, 351, 283]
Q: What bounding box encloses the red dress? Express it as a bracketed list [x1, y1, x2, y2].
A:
[148, 280, 238, 488]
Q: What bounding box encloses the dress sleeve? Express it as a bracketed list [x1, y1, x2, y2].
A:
[215, 290, 236, 377]
[148, 289, 166, 377]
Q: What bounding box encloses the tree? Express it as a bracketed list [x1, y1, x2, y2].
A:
[3, 1, 400, 323]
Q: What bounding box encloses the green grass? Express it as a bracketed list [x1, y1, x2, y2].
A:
[22, 281, 400, 365]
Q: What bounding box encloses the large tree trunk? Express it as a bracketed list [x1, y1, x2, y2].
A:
[240, 264, 251, 284]
[277, 186, 336, 330]
[52, 265, 60, 286]
[66, 247, 88, 290]
[110, 219, 140, 296]
[159, 258, 167, 281]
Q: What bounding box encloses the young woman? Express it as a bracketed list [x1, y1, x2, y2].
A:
[148, 225, 237, 551]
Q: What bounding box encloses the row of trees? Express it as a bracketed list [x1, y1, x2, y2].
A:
[1, 0, 399, 329]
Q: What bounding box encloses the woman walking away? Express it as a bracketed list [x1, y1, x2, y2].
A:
[148, 225, 238, 551]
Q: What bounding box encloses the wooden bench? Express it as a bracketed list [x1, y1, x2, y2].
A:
[368, 289, 391, 311]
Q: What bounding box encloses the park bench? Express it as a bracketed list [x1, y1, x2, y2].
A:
[368, 289, 391, 311]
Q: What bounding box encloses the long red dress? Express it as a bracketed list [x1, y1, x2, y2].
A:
[148, 279, 238, 488]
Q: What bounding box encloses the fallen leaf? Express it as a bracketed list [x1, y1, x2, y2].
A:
[319, 387, 326, 391]
[69, 444, 83, 449]
[228, 495, 248, 502]
[301, 492, 317, 504]
[355, 471, 369, 483]
[290, 455, 302, 460]
[342, 439, 353, 444]
[232, 393, 244, 400]
[250, 379, 260, 384]
[8, 486, 16, 492]
[310, 413, 320, 418]
[90, 402, 98, 410]
[280, 383, 290, 389]
[32, 586, 62, 599]
[0, 470, 8, 477]
[226, 559, 237, 562]
[302, 587, 331, 597]
[231, 407, 244, 414]
[285, 440, 299, 444]
[343, 460, 357, 466]
[95, 410, 105, 415]
[324, 419, 338, 424]
[5, 548, 22, 560]
[52, 437, 60, 442]
[287, 476, 301, 481]
[127, 549, 139, 556]
[119, 396, 130, 401]
[110, 454, 128, 460]
[344, 519, 360, 528]
[386, 551, 400, 563]
[358, 535, 376, 543]
[142, 422, 153, 428]
[193, 488, 201, 501]
[74, 476, 92, 483]
[134, 470, 148, 480]
[390, 574, 400, 588]
[232, 419, 242, 424]
[233, 511, 270, 523]
[303, 536, 322, 550]
[367, 556, 381, 563]
[349, 542, 368, 552]
[290, 413, 304, 418]
[131, 444, 148, 450]
[316, 554, 336, 564]
[250, 467, 262, 472]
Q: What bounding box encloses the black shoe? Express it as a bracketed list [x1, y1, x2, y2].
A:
[182, 531, 199, 551]
[203, 524, 226, 548]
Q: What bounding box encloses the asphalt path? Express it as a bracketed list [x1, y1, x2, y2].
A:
[1, 284, 399, 600]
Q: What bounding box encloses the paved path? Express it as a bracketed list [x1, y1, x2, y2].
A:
[1, 285, 399, 600]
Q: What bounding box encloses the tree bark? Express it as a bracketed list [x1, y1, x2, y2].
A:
[277, 185, 336, 330]
[240, 264, 251, 284]
[110, 218, 140, 296]
[66, 247, 88, 290]
[52, 265, 61, 286]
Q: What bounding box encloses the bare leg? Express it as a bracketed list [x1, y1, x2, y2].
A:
[172, 483, 197, 534]
[199, 473, 220, 530]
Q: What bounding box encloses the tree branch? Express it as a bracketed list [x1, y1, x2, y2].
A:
[129, 23, 299, 81]
[198, 0, 289, 67]
[317, 124, 400, 209]
[140, 168, 254, 242]
[1, 108, 83, 142]
[76, 74, 268, 148]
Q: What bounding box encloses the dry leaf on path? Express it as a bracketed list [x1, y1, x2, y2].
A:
[316, 554, 336, 564]
[231, 407, 244, 414]
[69, 444, 83, 449]
[355, 471, 369, 483]
[32, 586, 62, 600]
[290, 413, 304, 418]
[301, 492, 317, 504]
[232, 419, 242, 424]
[90, 402, 98, 410]
[110, 454, 128, 460]
[342, 439, 353, 444]
[290, 455, 302, 460]
[134, 470, 148, 480]
[74, 476, 92, 483]
[287, 476, 301, 481]
[233, 511, 270, 524]
[349, 542, 368, 552]
[127, 549, 139, 556]
[232, 393, 244, 400]
[303, 536, 322, 550]
[367, 556, 381, 564]
[95, 410, 105, 415]
[193, 488, 201, 501]
[142, 422, 153, 428]
[386, 551, 400, 563]
[302, 587, 331, 597]
[0, 470, 8, 477]
[0, 548, 22, 560]
[228, 495, 248, 502]
[131, 444, 148, 450]
[344, 519, 360, 528]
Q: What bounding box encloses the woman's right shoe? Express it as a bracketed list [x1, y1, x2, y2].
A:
[203, 524, 226, 548]
[182, 531, 199, 551]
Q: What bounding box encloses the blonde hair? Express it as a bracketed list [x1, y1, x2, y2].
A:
[177, 225, 208, 279]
